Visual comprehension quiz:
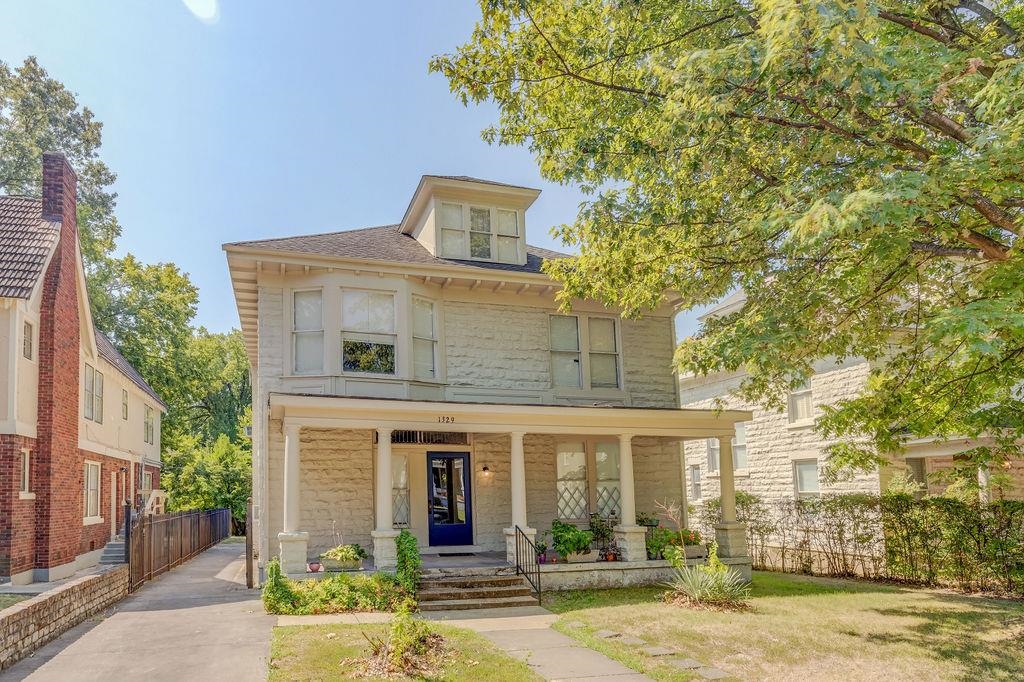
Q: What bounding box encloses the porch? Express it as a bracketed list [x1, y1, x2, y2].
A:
[263, 394, 752, 581]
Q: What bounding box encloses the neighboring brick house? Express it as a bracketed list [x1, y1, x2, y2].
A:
[679, 293, 1024, 509]
[0, 154, 166, 585]
[224, 175, 753, 577]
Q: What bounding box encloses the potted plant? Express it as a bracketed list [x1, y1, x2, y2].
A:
[535, 539, 548, 564]
[681, 529, 707, 559]
[588, 513, 615, 554]
[604, 539, 620, 562]
[636, 511, 660, 528]
[645, 527, 673, 560]
[307, 560, 322, 573]
[320, 543, 368, 571]
[550, 519, 595, 563]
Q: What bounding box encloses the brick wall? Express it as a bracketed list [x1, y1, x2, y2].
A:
[34, 154, 82, 573]
[0, 435, 39, 577]
[0, 564, 128, 671]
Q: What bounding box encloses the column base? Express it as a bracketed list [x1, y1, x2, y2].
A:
[278, 531, 309, 575]
[715, 522, 752, 583]
[503, 527, 537, 565]
[372, 529, 400, 570]
[614, 525, 647, 562]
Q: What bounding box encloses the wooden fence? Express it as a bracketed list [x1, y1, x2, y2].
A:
[126, 505, 232, 592]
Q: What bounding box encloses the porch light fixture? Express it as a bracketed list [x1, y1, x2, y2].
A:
[481, 465, 492, 478]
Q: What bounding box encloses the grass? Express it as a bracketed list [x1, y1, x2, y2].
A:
[269, 622, 541, 681]
[543, 571, 1024, 681]
[0, 594, 28, 610]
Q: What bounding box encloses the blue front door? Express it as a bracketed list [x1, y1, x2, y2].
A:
[427, 453, 472, 546]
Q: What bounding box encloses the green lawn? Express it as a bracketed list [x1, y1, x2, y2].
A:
[0, 594, 28, 610]
[543, 571, 1024, 681]
[269, 622, 540, 681]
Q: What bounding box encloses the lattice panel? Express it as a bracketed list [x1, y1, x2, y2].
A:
[596, 485, 621, 518]
[392, 488, 410, 526]
[557, 482, 588, 520]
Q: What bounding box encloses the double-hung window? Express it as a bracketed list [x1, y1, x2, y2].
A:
[143, 472, 153, 491]
[788, 381, 813, 423]
[707, 438, 720, 473]
[293, 290, 324, 374]
[794, 459, 820, 497]
[23, 321, 33, 360]
[556, 440, 622, 521]
[550, 315, 621, 390]
[342, 290, 396, 375]
[144, 405, 155, 444]
[20, 450, 30, 493]
[83, 461, 100, 518]
[594, 441, 621, 518]
[122, 389, 129, 420]
[469, 207, 492, 259]
[392, 453, 410, 527]
[689, 465, 702, 500]
[439, 202, 466, 258]
[438, 202, 521, 263]
[84, 364, 103, 423]
[412, 297, 437, 380]
[732, 423, 748, 469]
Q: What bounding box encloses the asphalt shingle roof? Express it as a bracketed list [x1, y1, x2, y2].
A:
[227, 224, 569, 274]
[94, 330, 168, 410]
[0, 196, 59, 298]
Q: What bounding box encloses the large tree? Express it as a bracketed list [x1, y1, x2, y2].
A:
[433, 1, 1024, 477]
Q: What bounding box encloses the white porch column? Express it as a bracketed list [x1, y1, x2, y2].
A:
[613, 433, 646, 562]
[278, 423, 308, 575]
[372, 428, 399, 569]
[504, 432, 536, 564]
[714, 433, 752, 581]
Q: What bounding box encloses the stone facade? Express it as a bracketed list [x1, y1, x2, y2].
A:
[0, 564, 129, 671]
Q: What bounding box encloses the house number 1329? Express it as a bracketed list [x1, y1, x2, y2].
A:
[437, 416, 455, 424]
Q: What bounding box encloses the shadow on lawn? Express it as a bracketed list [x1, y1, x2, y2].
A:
[861, 601, 1024, 676]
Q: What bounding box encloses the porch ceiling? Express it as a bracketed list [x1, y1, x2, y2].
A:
[269, 393, 751, 439]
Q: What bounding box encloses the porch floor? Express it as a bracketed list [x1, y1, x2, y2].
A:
[420, 551, 509, 570]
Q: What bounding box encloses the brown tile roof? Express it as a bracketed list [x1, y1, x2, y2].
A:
[0, 196, 59, 298]
[94, 331, 168, 410]
[227, 224, 569, 274]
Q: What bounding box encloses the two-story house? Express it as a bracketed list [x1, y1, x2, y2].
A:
[224, 175, 752, 580]
[679, 292, 1024, 508]
[0, 154, 166, 585]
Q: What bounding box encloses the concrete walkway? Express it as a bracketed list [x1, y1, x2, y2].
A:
[2, 543, 274, 682]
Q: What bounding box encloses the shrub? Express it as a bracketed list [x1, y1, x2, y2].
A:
[645, 527, 674, 559]
[321, 543, 368, 562]
[588, 513, 615, 550]
[665, 542, 751, 609]
[550, 519, 594, 557]
[363, 608, 444, 677]
[261, 558, 407, 614]
[396, 529, 421, 594]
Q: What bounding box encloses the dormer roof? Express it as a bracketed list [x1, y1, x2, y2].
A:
[399, 174, 541, 234]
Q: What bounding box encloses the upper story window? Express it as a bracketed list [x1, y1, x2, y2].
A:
[144, 404, 155, 444]
[342, 290, 396, 375]
[788, 381, 813, 423]
[84, 364, 103, 423]
[122, 389, 129, 420]
[439, 201, 521, 263]
[707, 438, 719, 473]
[23, 321, 33, 360]
[689, 464, 702, 500]
[293, 289, 324, 375]
[550, 315, 621, 390]
[412, 296, 437, 381]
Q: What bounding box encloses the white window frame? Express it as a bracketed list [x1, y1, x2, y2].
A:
[143, 471, 153, 491]
[20, 449, 31, 494]
[83, 460, 102, 522]
[84, 364, 103, 423]
[122, 388, 129, 421]
[732, 422, 748, 470]
[291, 288, 324, 375]
[437, 200, 522, 264]
[794, 458, 820, 498]
[144, 404, 155, 445]
[788, 382, 813, 424]
[392, 453, 410, 528]
[689, 464, 702, 501]
[341, 288, 398, 377]
[555, 439, 622, 521]
[411, 296, 437, 381]
[707, 438, 720, 473]
[549, 314, 622, 392]
[23, 321, 33, 360]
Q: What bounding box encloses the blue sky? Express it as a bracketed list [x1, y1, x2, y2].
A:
[2, 1, 704, 337]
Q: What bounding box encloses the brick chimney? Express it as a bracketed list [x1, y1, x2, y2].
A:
[35, 153, 82, 574]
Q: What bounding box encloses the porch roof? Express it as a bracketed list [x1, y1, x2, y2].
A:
[269, 393, 752, 439]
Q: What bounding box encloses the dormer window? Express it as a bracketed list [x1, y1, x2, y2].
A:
[438, 201, 521, 264]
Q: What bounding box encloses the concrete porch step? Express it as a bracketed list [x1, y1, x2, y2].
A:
[420, 565, 517, 578]
[420, 574, 526, 590]
[98, 541, 126, 565]
[417, 594, 540, 611]
[418, 584, 533, 601]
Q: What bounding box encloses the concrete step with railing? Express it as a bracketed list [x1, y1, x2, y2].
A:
[417, 570, 538, 611]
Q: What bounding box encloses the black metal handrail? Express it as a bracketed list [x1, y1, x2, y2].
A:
[514, 525, 541, 599]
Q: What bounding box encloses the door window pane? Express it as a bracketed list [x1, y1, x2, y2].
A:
[595, 442, 621, 518]
[556, 442, 588, 519]
[430, 458, 467, 525]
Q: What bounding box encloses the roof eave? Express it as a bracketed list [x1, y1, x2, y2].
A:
[398, 176, 542, 234]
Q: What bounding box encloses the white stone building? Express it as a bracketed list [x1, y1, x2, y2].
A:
[224, 175, 752, 579]
[679, 294, 1024, 508]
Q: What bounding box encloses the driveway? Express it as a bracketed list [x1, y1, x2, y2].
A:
[2, 543, 274, 681]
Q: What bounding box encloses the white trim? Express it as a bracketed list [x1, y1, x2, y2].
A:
[83, 516, 105, 526]
[19, 491, 36, 501]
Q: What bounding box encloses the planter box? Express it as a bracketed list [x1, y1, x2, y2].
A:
[321, 557, 362, 571]
[564, 551, 598, 564]
[684, 545, 707, 560]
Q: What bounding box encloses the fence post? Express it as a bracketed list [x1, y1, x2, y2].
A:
[123, 501, 132, 564]
[245, 498, 254, 588]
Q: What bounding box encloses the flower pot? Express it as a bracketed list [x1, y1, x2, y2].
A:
[564, 551, 597, 564]
[537, 553, 547, 564]
[321, 557, 362, 571]
[307, 561, 321, 573]
[605, 552, 616, 562]
[684, 545, 707, 560]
